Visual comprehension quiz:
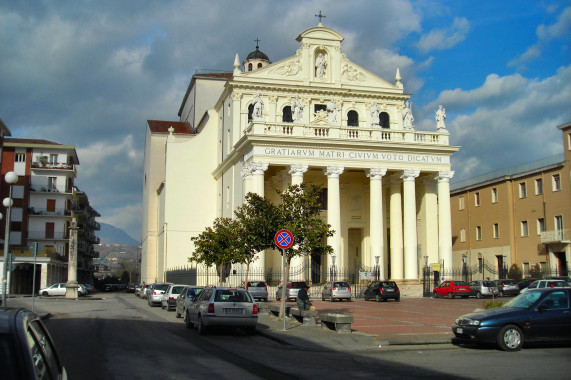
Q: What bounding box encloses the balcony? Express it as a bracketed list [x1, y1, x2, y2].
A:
[31, 162, 75, 171]
[29, 185, 73, 194]
[27, 231, 69, 240]
[28, 207, 71, 217]
[541, 229, 569, 244]
[245, 121, 450, 145]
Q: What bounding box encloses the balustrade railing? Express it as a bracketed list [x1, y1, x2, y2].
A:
[541, 229, 569, 243]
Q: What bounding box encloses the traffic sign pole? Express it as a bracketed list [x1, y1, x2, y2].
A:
[275, 230, 294, 331]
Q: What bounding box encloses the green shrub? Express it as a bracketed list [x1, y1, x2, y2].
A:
[483, 300, 504, 309]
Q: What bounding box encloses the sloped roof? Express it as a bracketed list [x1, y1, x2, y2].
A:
[147, 120, 194, 134]
[5, 138, 62, 145]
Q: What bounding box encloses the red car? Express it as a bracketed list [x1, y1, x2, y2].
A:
[433, 280, 471, 299]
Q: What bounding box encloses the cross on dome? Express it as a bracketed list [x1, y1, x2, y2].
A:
[315, 11, 326, 26]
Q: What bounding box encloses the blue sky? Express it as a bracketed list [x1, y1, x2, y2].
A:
[1, 0, 570, 241]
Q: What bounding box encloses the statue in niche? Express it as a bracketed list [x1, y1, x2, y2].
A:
[292, 94, 304, 122]
[402, 101, 414, 130]
[252, 93, 264, 120]
[315, 53, 327, 78]
[370, 102, 380, 127]
[435, 105, 446, 130]
[327, 98, 339, 124]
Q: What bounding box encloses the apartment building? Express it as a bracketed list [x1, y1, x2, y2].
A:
[450, 122, 571, 278]
[0, 138, 100, 294]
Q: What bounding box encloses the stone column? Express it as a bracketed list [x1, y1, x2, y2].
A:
[324, 166, 344, 272]
[437, 171, 454, 271]
[248, 162, 269, 277]
[389, 176, 403, 280]
[66, 218, 79, 299]
[366, 168, 387, 279]
[289, 164, 309, 279]
[402, 170, 420, 280]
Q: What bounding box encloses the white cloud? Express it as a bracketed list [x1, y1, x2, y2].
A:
[106, 46, 150, 75]
[416, 17, 470, 53]
[98, 203, 142, 241]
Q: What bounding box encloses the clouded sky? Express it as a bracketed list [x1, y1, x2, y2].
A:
[1, 1, 570, 241]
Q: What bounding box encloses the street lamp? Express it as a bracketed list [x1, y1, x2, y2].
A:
[2, 171, 19, 306]
[331, 255, 336, 281]
[375, 256, 380, 280]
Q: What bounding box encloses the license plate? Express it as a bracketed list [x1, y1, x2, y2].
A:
[339, 287, 347, 290]
[385, 289, 394, 292]
[224, 308, 243, 314]
[456, 327, 463, 334]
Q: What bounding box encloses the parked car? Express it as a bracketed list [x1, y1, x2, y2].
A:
[126, 284, 136, 293]
[148, 283, 172, 307]
[517, 278, 539, 290]
[276, 281, 308, 302]
[545, 276, 571, 286]
[363, 281, 400, 302]
[161, 284, 187, 311]
[179, 286, 204, 324]
[494, 279, 520, 297]
[0, 308, 68, 379]
[140, 284, 151, 299]
[452, 288, 571, 351]
[244, 281, 268, 302]
[520, 279, 569, 294]
[321, 281, 352, 302]
[468, 280, 499, 299]
[187, 287, 258, 335]
[39, 283, 86, 296]
[135, 285, 142, 297]
[144, 283, 156, 300]
[433, 280, 470, 299]
[81, 283, 93, 293]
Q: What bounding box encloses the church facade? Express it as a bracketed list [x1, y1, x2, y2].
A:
[141, 23, 459, 286]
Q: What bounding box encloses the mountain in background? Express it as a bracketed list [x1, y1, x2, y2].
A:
[99, 223, 139, 246]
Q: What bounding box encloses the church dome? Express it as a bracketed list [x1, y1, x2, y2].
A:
[243, 39, 271, 72]
[246, 47, 269, 61]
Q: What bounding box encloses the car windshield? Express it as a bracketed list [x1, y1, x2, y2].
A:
[172, 286, 185, 294]
[248, 282, 265, 287]
[214, 290, 252, 302]
[380, 282, 397, 288]
[482, 281, 495, 287]
[187, 288, 203, 297]
[504, 291, 542, 309]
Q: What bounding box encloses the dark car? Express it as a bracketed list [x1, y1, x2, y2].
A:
[364, 281, 400, 302]
[0, 307, 67, 379]
[452, 288, 571, 351]
[517, 278, 539, 290]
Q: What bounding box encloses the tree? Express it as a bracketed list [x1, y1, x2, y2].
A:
[276, 184, 334, 316]
[190, 217, 243, 284]
[233, 193, 281, 284]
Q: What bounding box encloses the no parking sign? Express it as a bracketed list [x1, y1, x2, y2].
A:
[274, 229, 294, 249]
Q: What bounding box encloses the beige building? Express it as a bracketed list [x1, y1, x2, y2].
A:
[450, 122, 571, 278]
[141, 23, 460, 286]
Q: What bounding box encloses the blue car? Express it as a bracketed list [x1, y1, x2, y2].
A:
[452, 288, 571, 351]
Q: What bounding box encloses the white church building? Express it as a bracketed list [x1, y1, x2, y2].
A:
[141, 22, 459, 287]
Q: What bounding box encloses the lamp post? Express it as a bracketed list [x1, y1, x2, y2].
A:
[462, 256, 468, 283]
[374, 256, 380, 281]
[331, 255, 336, 281]
[2, 171, 19, 306]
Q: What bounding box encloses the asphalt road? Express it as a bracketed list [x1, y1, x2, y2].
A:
[20, 292, 571, 379]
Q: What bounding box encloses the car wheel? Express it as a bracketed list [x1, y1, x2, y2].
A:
[376, 294, 382, 302]
[497, 324, 523, 351]
[433, 292, 438, 298]
[185, 311, 193, 329]
[322, 294, 325, 301]
[42, 291, 49, 296]
[175, 308, 181, 318]
[396, 297, 400, 302]
[198, 316, 208, 335]
[476, 291, 482, 299]
[448, 293, 454, 299]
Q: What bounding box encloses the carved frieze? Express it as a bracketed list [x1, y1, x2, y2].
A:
[342, 63, 365, 82]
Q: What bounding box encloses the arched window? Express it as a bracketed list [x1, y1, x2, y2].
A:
[248, 63, 253, 71]
[257, 63, 263, 69]
[380, 112, 390, 129]
[347, 110, 359, 127]
[248, 104, 254, 122]
[282, 106, 293, 123]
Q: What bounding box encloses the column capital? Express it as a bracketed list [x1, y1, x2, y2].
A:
[401, 169, 420, 182]
[289, 164, 309, 177]
[366, 168, 387, 180]
[248, 162, 269, 175]
[241, 167, 252, 179]
[436, 170, 455, 182]
[324, 166, 344, 178]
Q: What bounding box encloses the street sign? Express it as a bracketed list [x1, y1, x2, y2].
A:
[274, 229, 294, 249]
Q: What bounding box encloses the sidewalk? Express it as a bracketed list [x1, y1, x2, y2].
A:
[256, 297, 486, 351]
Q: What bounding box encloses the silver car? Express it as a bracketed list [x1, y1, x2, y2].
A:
[321, 281, 352, 301]
[39, 283, 87, 296]
[187, 287, 258, 335]
[176, 286, 204, 322]
[148, 283, 172, 307]
[244, 281, 268, 302]
[468, 280, 498, 298]
[276, 281, 308, 302]
[161, 284, 187, 311]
